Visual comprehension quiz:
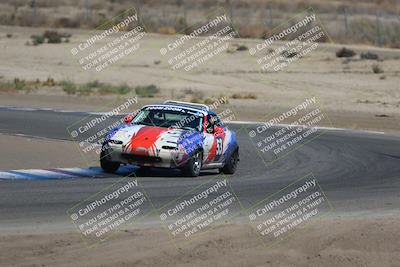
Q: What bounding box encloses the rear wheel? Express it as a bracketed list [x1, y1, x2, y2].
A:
[220, 149, 239, 174]
[100, 150, 120, 173]
[181, 151, 203, 177]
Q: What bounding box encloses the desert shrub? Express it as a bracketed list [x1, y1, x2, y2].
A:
[30, 30, 71, 45]
[97, 83, 132, 95]
[30, 34, 45, 46]
[77, 85, 92, 95]
[60, 80, 77, 95]
[85, 80, 102, 89]
[0, 78, 29, 91]
[6, 33, 12, 38]
[236, 44, 248, 51]
[135, 84, 160, 97]
[60, 80, 134, 95]
[231, 93, 257, 99]
[114, 84, 131, 95]
[336, 47, 356, 58]
[43, 30, 63, 43]
[13, 78, 26, 90]
[372, 64, 384, 74]
[361, 51, 379, 60]
[43, 77, 56, 86]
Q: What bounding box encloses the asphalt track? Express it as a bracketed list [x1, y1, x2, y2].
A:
[1, 107, 400, 230]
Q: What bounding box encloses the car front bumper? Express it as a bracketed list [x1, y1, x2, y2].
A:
[104, 144, 188, 168]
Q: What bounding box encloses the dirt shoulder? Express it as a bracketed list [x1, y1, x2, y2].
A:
[0, 216, 399, 267]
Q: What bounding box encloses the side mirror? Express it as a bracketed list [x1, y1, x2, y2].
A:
[123, 114, 134, 124]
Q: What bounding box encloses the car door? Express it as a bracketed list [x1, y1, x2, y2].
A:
[203, 114, 225, 163]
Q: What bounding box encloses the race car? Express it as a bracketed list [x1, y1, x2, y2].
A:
[100, 100, 239, 176]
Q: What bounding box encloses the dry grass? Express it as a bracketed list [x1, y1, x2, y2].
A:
[231, 93, 257, 100]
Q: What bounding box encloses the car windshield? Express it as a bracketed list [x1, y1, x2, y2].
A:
[132, 106, 203, 131]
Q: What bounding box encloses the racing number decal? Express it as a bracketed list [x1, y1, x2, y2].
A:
[215, 137, 223, 161]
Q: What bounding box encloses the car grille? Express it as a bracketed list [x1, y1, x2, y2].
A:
[121, 153, 162, 163]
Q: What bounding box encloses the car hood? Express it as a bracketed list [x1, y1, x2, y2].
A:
[109, 124, 193, 155]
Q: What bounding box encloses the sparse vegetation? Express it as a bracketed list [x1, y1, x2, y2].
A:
[0, 78, 161, 97]
[361, 51, 379, 60]
[231, 93, 257, 100]
[372, 64, 384, 74]
[60, 80, 77, 95]
[60, 80, 135, 95]
[29, 30, 70, 46]
[336, 47, 356, 58]
[236, 45, 248, 51]
[99, 83, 131, 95]
[30, 34, 45, 46]
[0, 78, 30, 92]
[135, 84, 160, 97]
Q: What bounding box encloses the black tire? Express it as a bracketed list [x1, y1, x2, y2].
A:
[220, 149, 239, 174]
[138, 166, 151, 174]
[181, 151, 203, 177]
[100, 150, 120, 173]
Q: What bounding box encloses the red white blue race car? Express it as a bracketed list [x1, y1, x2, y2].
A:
[100, 101, 239, 176]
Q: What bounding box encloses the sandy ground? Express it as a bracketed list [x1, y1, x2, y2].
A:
[0, 216, 399, 267]
[0, 26, 400, 133]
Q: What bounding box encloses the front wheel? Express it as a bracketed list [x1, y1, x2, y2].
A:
[181, 151, 203, 177]
[100, 150, 120, 173]
[220, 150, 239, 174]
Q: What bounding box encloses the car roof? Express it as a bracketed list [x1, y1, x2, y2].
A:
[141, 104, 209, 115]
[163, 100, 210, 112]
